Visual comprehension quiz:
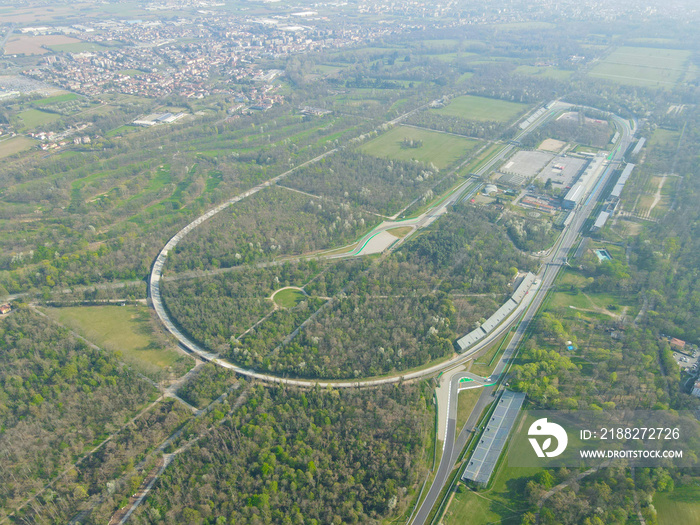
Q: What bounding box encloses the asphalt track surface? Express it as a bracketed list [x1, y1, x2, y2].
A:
[147, 98, 633, 519]
[148, 100, 562, 388]
[410, 110, 635, 525]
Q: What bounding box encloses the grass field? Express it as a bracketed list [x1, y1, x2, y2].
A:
[547, 267, 637, 322]
[105, 124, 139, 138]
[32, 93, 79, 105]
[443, 454, 540, 525]
[48, 41, 109, 53]
[493, 21, 556, 31]
[649, 127, 681, 149]
[16, 108, 61, 129]
[654, 483, 700, 525]
[455, 387, 483, 432]
[457, 72, 475, 83]
[431, 52, 477, 62]
[515, 65, 574, 80]
[463, 143, 502, 174]
[549, 288, 631, 317]
[634, 174, 677, 219]
[434, 95, 528, 122]
[619, 129, 681, 218]
[44, 305, 183, 374]
[361, 125, 480, 169]
[387, 226, 413, 238]
[0, 136, 35, 158]
[627, 38, 680, 46]
[589, 46, 691, 88]
[118, 68, 145, 77]
[414, 38, 461, 49]
[470, 331, 512, 377]
[272, 288, 306, 308]
[4, 34, 82, 54]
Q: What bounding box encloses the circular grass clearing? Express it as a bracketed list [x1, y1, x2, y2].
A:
[272, 287, 306, 309]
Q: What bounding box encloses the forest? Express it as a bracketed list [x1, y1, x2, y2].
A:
[3, 7, 700, 525]
[161, 203, 534, 379]
[166, 186, 378, 272]
[129, 382, 434, 525]
[0, 308, 186, 524]
[283, 151, 439, 216]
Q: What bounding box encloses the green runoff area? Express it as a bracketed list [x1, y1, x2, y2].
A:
[386, 226, 413, 238]
[588, 46, 692, 88]
[470, 330, 513, 378]
[434, 94, 529, 122]
[43, 304, 185, 375]
[360, 125, 481, 169]
[455, 387, 482, 432]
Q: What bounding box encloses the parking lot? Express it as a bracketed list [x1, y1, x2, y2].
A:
[499, 150, 554, 179]
[673, 351, 699, 374]
[534, 155, 588, 190]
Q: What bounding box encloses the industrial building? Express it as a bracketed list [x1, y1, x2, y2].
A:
[133, 112, 186, 127]
[462, 391, 526, 485]
[610, 163, 635, 199]
[562, 183, 584, 209]
[692, 381, 700, 398]
[632, 138, 646, 156]
[456, 273, 536, 353]
[592, 210, 611, 231]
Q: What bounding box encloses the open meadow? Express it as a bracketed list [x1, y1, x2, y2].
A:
[44, 304, 186, 375]
[4, 34, 83, 55]
[434, 95, 528, 122]
[15, 108, 61, 129]
[361, 125, 481, 169]
[589, 46, 691, 88]
[654, 483, 700, 525]
[0, 136, 35, 158]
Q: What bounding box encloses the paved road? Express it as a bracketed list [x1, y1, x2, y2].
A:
[336, 177, 477, 257]
[147, 99, 556, 388]
[411, 107, 635, 525]
[147, 99, 626, 393]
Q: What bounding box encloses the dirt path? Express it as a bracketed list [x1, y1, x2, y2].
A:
[105, 382, 251, 524]
[648, 174, 667, 216]
[536, 466, 604, 523]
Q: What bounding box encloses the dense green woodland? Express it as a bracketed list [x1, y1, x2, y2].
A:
[284, 151, 439, 216]
[161, 261, 325, 353]
[130, 383, 433, 525]
[167, 186, 378, 272]
[519, 465, 678, 525]
[405, 110, 508, 139]
[163, 204, 533, 378]
[506, 105, 700, 523]
[178, 364, 240, 409]
[3, 11, 700, 525]
[0, 308, 177, 523]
